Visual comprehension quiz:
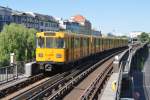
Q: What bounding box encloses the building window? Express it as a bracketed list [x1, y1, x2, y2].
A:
[0, 15, 3, 20]
[45, 23, 48, 27]
[40, 22, 43, 26]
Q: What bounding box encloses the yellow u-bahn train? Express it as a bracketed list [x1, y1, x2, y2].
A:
[36, 31, 128, 71]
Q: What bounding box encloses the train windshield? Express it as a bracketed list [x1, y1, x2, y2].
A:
[46, 37, 54, 48]
[56, 38, 65, 48]
[45, 37, 65, 48]
[37, 37, 44, 48]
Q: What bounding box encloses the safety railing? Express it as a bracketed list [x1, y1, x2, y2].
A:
[115, 49, 132, 100]
[115, 62, 123, 100]
[0, 65, 17, 83]
[0, 61, 26, 84]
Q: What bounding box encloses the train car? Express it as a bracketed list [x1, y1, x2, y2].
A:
[36, 31, 91, 71]
[36, 31, 128, 72]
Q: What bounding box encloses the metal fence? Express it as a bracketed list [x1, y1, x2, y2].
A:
[115, 52, 132, 100]
[16, 61, 25, 75]
[115, 62, 123, 100]
[0, 61, 25, 84]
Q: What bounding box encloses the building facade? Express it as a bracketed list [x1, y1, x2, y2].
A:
[0, 6, 101, 36]
[35, 13, 59, 32]
[0, 6, 12, 30]
[0, 6, 59, 32]
[57, 15, 92, 35]
[70, 15, 92, 35]
[57, 18, 81, 33]
[12, 11, 39, 30]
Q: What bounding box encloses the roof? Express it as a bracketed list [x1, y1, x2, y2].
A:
[71, 15, 86, 23]
[11, 10, 25, 16]
[25, 12, 36, 17]
[11, 11, 58, 23]
[34, 13, 57, 22]
[12, 10, 36, 18]
[0, 6, 58, 23]
[70, 15, 91, 27]
[0, 6, 12, 11]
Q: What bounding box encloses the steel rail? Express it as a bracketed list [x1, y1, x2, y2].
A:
[30, 61, 94, 100]
[80, 61, 113, 100]
[8, 61, 93, 100]
[9, 73, 68, 100]
[0, 73, 44, 98]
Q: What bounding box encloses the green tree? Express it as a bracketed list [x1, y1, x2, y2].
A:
[138, 32, 150, 43]
[0, 23, 37, 66]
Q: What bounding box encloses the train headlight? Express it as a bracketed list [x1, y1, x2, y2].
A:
[56, 54, 62, 58]
[38, 53, 43, 57]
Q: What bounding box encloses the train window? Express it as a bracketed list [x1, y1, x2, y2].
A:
[56, 38, 65, 48]
[46, 37, 54, 48]
[99, 39, 101, 46]
[71, 38, 74, 48]
[74, 38, 80, 48]
[74, 38, 78, 48]
[83, 39, 87, 47]
[68, 38, 71, 48]
[37, 36, 45, 48]
[96, 39, 99, 47]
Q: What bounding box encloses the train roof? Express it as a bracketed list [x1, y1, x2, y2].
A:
[37, 31, 128, 40]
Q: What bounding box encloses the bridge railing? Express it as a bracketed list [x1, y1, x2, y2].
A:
[0, 65, 17, 84]
[114, 49, 131, 100]
[0, 61, 27, 84]
[115, 62, 123, 100]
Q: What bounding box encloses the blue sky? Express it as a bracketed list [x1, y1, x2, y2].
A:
[0, 0, 150, 35]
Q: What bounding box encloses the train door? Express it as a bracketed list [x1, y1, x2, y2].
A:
[86, 37, 88, 57]
[65, 35, 69, 62]
[87, 37, 90, 56]
[101, 38, 103, 51]
[98, 38, 100, 53]
[77, 37, 80, 60]
[93, 37, 96, 54]
[80, 36, 83, 58]
[96, 38, 99, 53]
[95, 38, 98, 53]
[83, 37, 86, 57]
[109, 39, 111, 49]
[113, 39, 115, 48]
[103, 38, 105, 51]
[71, 36, 74, 62]
[99, 38, 102, 52]
[106, 39, 109, 50]
[74, 36, 78, 61]
[109, 39, 110, 49]
[89, 36, 92, 55]
[92, 37, 94, 54]
[110, 39, 112, 49]
[68, 35, 72, 62]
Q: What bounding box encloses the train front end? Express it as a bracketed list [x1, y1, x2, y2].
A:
[36, 32, 65, 71]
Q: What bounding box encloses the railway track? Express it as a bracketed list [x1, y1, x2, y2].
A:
[0, 48, 126, 100]
[47, 51, 120, 100]
[77, 56, 114, 100]
[0, 73, 44, 98]
[0, 61, 91, 99]
[31, 50, 124, 100]
[1, 59, 95, 100]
